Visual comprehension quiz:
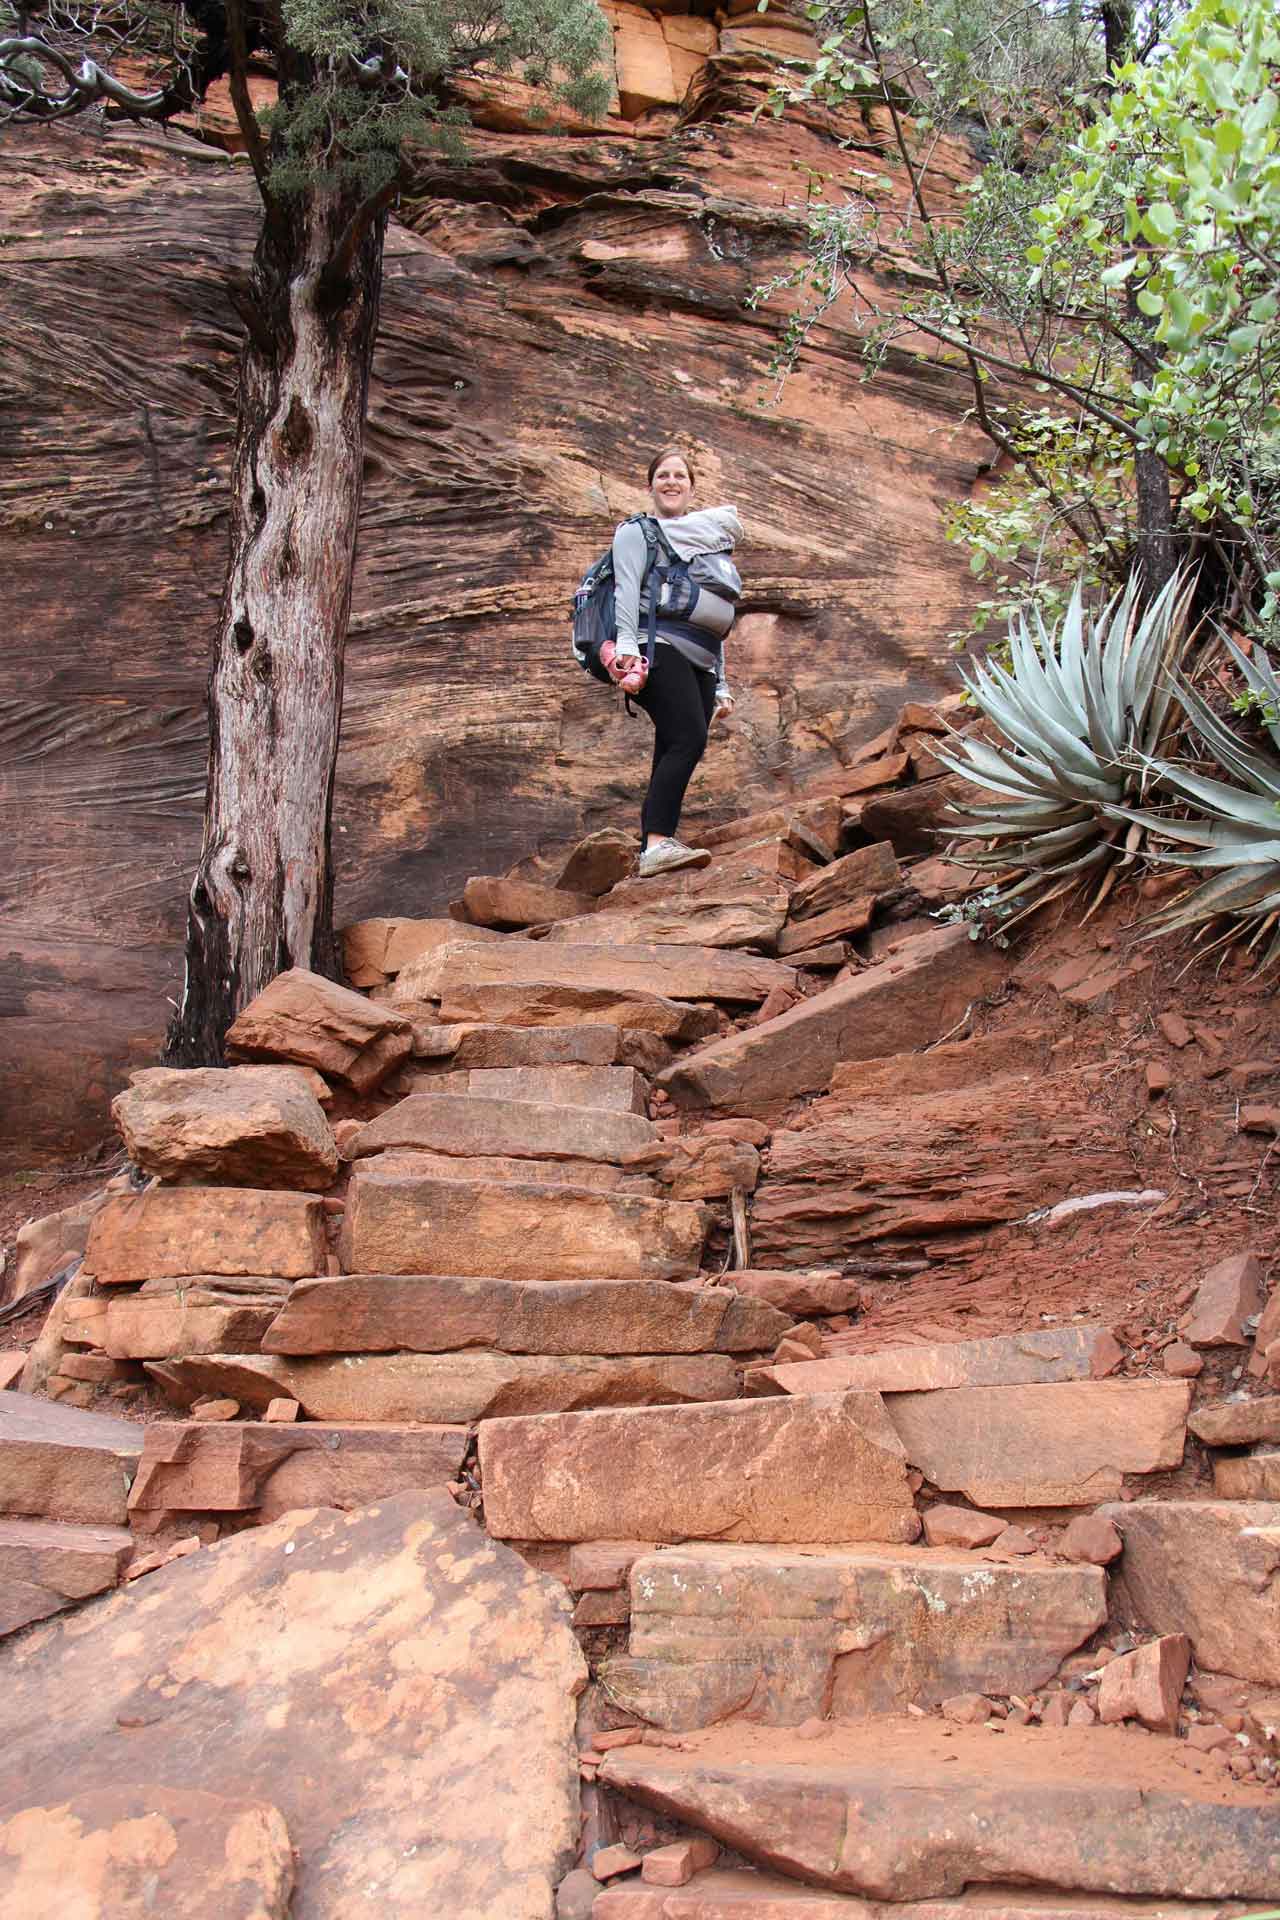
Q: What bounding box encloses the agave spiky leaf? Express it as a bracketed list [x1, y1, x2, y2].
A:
[935, 568, 1194, 922]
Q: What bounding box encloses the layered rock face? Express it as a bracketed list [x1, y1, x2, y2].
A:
[0, 28, 987, 1161]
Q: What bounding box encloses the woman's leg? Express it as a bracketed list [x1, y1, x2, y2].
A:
[637, 648, 716, 843]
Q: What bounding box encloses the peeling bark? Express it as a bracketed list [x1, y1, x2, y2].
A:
[166, 175, 388, 1064]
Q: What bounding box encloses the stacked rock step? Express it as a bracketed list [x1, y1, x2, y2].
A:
[594, 1871, 1240, 1919]
[0, 1397, 140, 1636]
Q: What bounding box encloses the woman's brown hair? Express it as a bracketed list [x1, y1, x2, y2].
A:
[646, 445, 696, 488]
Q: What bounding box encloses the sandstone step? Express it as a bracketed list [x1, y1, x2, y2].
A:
[786, 840, 900, 924]
[602, 1540, 1105, 1729]
[85, 1187, 327, 1287]
[883, 1381, 1190, 1508]
[144, 1351, 739, 1424]
[339, 1173, 704, 1282]
[101, 1282, 287, 1361]
[262, 1275, 789, 1357]
[659, 926, 1004, 1112]
[758, 1326, 1123, 1398]
[349, 1148, 658, 1195]
[541, 888, 786, 953]
[479, 1391, 920, 1545]
[459, 874, 596, 929]
[350, 1092, 654, 1165]
[0, 1396, 142, 1526]
[342, 915, 501, 985]
[128, 1420, 468, 1519]
[419, 1064, 649, 1113]
[394, 938, 795, 1009]
[594, 1868, 1239, 1920]
[699, 798, 842, 856]
[111, 1064, 339, 1190]
[411, 1024, 673, 1074]
[0, 1516, 133, 1638]
[430, 980, 718, 1041]
[1214, 1450, 1280, 1498]
[1190, 1394, 1280, 1445]
[1101, 1498, 1280, 1686]
[597, 1721, 1278, 1901]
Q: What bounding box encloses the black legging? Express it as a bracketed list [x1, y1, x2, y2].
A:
[635, 644, 717, 842]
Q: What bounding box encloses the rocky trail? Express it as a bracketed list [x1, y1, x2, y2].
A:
[2, 699, 1280, 1916]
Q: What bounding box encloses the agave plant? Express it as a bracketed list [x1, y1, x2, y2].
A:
[935, 569, 1195, 930]
[1109, 633, 1280, 970]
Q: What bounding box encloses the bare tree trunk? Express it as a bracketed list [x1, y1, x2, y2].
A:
[165, 177, 388, 1065]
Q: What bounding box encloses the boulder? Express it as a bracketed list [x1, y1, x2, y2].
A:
[1058, 1513, 1124, 1566]
[659, 926, 1005, 1113]
[921, 1505, 1005, 1549]
[610, 1540, 1105, 1726]
[263, 1274, 788, 1357]
[1214, 1452, 1280, 1498]
[0, 1492, 586, 1918]
[127, 1420, 468, 1517]
[885, 1381, 1190, 1507]
[761, 1326, 1122, 1398]
[1097, 1634, 1191, 1734]
[1102, 1499, 1280, 1685]
[84, 1188, 327, 1286]
[144, 1350, 738, 1424]
[0, 1517, 132, 1638]
[226, 967, 412, 1092]
[110, 1066, 339, 1190]
[394, 938, 794, 1008]
[341, 915, 500, 986]
[479, 1391, 921, 1545]
[102, 1283, 288, 1360]
[0, 1786, 294, 1919]
[598, 1723, 1278, 1900]
[339, 1173, 703, 1282]
[775, 896, 876, 953]
[0, 1395, 142, 1526]
[628, 1135, 761, 1200]
[460, 875, 597, 928]
[1183, 1252, 1264, 1347]
[350, 1092, 653, 1165]
[786, 841, 900, 923]
[557, 828, 640, 896]
[859, 776, 986, 855]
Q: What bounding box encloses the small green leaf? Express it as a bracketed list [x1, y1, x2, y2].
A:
[1214, 118, 1243, 156]
[1136, 287, 1165, 317]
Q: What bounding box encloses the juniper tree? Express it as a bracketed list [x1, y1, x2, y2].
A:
[1, 0, 610, 1061]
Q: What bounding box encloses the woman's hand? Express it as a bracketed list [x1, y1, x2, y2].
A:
[712, 691, 735, 727]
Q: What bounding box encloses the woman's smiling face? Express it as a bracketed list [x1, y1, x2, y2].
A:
[650, 453, 694, 518]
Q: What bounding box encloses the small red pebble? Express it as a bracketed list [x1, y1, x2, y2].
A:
[590, 1845, 642, 1883]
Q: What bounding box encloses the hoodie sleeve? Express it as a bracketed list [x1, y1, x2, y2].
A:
[611, 521, 649, 657]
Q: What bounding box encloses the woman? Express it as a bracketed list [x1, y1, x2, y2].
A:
[608, 446, 744, 878]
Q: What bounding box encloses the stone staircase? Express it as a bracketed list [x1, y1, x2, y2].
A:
[4, 696, 1280, 1912]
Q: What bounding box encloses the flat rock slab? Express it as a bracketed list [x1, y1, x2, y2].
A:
[0, 1785, 294, 1919]
[339, 1173, 703, 1283]
[764, 1326, 1122, 1398]
[1189, 1395, 1280, 1446]
[1214, 1451, 1280, 1498]
[342, 915, 500, 985]
[1101, 1499, 1280, 1686]
[112, 1066, 339, 1191]
[351, 1092, 653, 1165]
[479, 1391, 921, 1545]
[144, 1351, 739, 1424]
[128, 1421, 468, 1517]
[0, 1517, 132, 1638]
[413, 1025, 673, 1073]
[727, 1270, 863, 1317]
[593, 1869, 1242, 1919]
[426, 1065, 649, 1113]
[103, 1284, 285, 1360]
[431, 979, 717, 1040]
[353, 1148, 657, 1196]
[598, 1720, 1279, 1901]
[264, 1275, 789, 1357]
[0, 1491, 586, 1919]
[85, 1188, 327, 1287]
[885, 1381, 1190, 1507]
[226, 966, 411, 1092]
[0, 1396, 142, 1526]
[394, 938, 794, 1008]
[542, 898, 786, 953]
[659, 926, 1004, 1112]
[609, 1541, 1105, 1727]
[461, 875, 596, 929]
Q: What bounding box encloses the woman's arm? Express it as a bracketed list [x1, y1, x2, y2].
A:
[611, 522, 649, 658]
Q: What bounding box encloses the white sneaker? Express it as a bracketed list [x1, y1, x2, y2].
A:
[637, 837, 712, 878]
